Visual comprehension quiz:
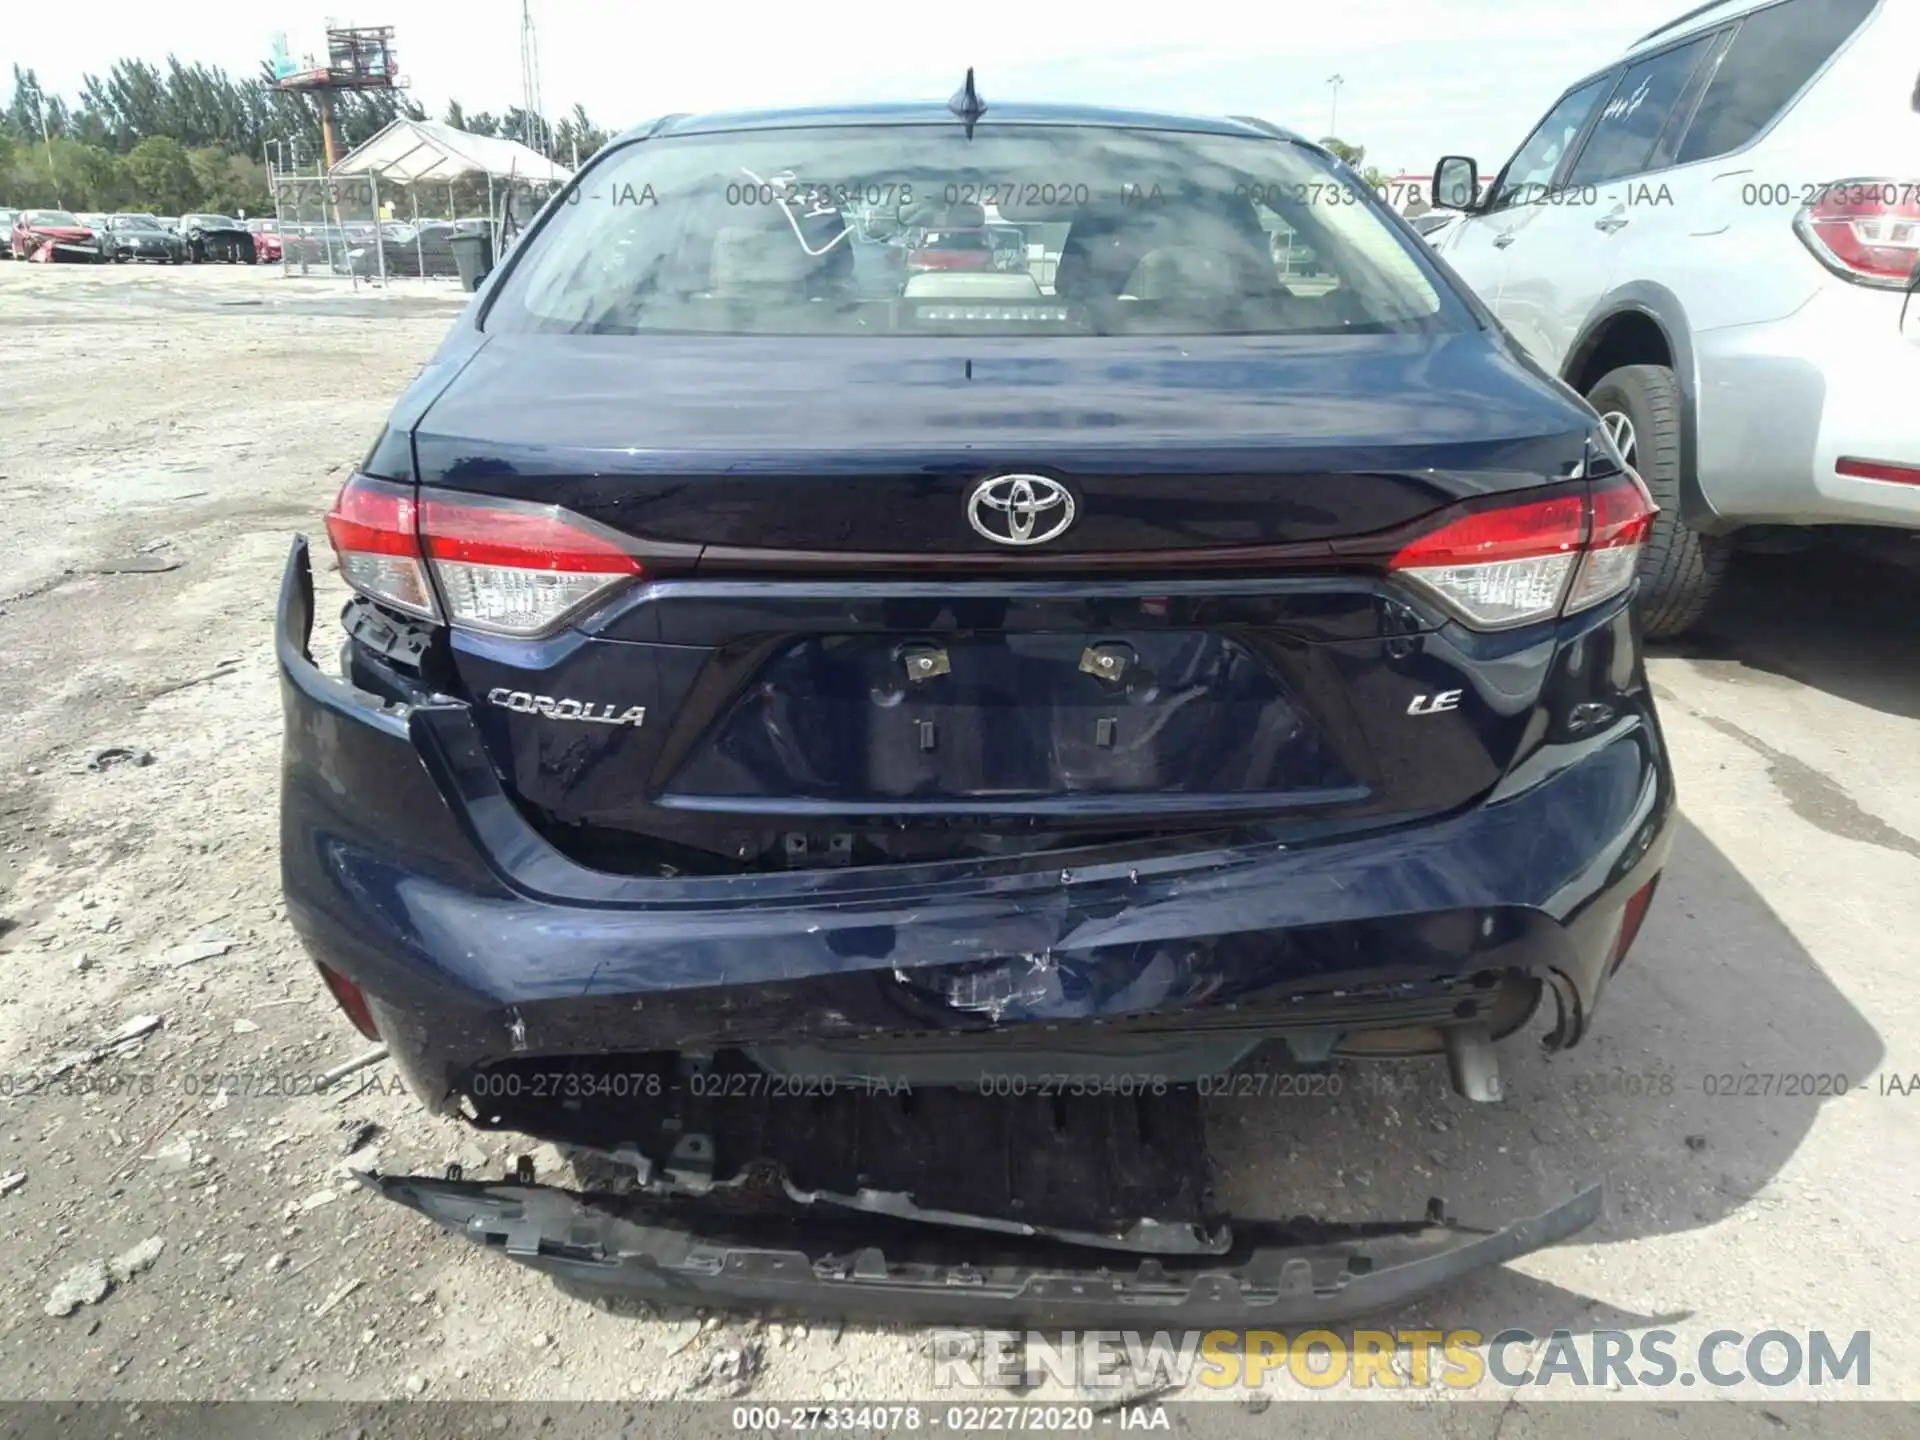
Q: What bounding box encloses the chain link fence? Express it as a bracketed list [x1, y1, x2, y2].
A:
[267, 168, 562, 286]
[269, 171, 383, 281]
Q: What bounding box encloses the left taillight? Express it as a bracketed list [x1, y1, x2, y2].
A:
[1388, 474, 1656, 630]
[323, 474, 644, 638]
[324, 475, 437, 618]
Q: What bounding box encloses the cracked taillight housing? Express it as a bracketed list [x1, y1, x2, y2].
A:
[1389, 474, 1655, 630]
[324, 475, 643, 637]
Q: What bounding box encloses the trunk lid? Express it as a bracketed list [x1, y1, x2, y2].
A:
[408, 332, 1592, 872]
[413, 333, 1585, 556]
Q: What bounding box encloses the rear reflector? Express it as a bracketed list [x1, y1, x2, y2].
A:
[323, 474, 643, 637]
[1793, 179, 1920, 288]
[1390, 475, 1654, 630]
[1837, 455, 1920, 486]
[315, 961, 381, 1040]
[1610, 875, 1659, 973]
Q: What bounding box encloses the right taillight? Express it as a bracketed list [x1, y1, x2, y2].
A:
[1793, 178, 1920, 289]
[1566, 472, 1657, 614]
[323, 473, 644, 638]
[1389, 474, 1656, 630]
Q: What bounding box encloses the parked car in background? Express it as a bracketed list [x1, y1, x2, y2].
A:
[905, 209, 1030, 273]
[101, 214, 188, 264]
[179, 213, 257, 264]
[1430, 0, 1920, 637]
[282, 97, 1668, 1319]
[338, 218, 497, 279]
[289, 225, 354, 268]
[9, 209, 106, 263]
[247, 217, 284, 263]
[0, 209, 16, 257]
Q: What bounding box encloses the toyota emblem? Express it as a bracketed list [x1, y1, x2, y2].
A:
[965, 474, 1076, 547]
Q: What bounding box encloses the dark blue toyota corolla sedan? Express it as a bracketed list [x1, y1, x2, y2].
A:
[278, 90, 1673, 1323]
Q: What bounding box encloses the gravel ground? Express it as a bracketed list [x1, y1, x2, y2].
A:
[2, 262, 1918, 1415]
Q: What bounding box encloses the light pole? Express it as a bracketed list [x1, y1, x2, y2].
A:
[34, 85, 64, 207]
[1326, 74, 1345, 140]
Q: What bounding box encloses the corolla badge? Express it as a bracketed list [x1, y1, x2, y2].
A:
[966, 474, 1076, 546]
[486, 689, 646, 726]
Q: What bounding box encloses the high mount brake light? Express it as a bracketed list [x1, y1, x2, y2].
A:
[323, 475, 643, 637]
[1389, 475, 1655, 630]
[1793, 179, 1920, 289]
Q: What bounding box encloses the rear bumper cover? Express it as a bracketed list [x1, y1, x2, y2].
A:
[277, 536, 1675, 1104]
[359, 1170, 1603, 1326]
[1696, 283, 1920, 528]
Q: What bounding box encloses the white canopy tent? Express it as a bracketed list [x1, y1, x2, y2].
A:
[329, 118, 574, 187]
[323, 119, 574, 284]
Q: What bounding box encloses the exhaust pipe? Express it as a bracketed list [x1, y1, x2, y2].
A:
[1443, 1023, 1503, 1102]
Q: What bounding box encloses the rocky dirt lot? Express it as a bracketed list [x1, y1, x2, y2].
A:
[2, 263, 1919, 1422]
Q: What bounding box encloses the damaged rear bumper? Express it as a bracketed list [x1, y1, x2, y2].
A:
[276, 535, 1676, 1101]
[359, 1170, 1602, 1325]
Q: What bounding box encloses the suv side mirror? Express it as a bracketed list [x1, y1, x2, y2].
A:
[1433, 156, 1481, 212]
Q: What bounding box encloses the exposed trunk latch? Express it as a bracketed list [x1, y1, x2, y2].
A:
[900, 645, 951, 683]
[1079, 643, 1134, 682]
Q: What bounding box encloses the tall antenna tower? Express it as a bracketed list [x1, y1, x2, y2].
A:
[270, 25, 406, 170]
[519, 0, 546, 156]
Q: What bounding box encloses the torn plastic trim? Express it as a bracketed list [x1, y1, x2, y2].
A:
[356, 1171, 1601, 1324]
[278, 535, 414, 741]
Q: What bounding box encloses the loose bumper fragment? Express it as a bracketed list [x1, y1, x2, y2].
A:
[358, 1170, 1601, 1325]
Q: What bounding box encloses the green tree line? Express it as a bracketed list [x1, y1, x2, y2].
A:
[1, 59, 612, 216]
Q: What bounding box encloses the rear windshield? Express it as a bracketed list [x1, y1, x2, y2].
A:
[488, 124, 1464, 337]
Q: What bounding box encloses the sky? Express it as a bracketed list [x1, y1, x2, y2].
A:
[2, 0, 1700, 176]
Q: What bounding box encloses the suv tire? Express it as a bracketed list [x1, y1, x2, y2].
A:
[1587, 364, 1728, 640]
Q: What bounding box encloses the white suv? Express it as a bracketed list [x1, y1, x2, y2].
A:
[1429, 0, 1920, 637]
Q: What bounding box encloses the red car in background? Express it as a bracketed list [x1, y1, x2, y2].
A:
[9, 208, 106, 263]
[906, 222, 1030, 275]
[247, 217, 284, 263]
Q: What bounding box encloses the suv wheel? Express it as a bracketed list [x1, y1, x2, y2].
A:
[1587, 364, 1728, 640]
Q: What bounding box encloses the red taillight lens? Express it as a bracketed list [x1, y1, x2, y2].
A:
[1390, 474, 1656, 630]
[1566, 473, 1657, 614]
[419, 495, 642, 637]
[1794, 179, 1920, 288]
[315, 961, 381, 1040]
[1611, 875, 1659, 973]
[1837, 455, 1920, 486]
[1388, 494, 1587, 628]
[324, 475, 437, 618]
[322, 475, 644, 638]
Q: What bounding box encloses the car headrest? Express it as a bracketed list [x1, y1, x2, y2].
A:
[708, 226, 820, 290]
[1120, 246, 1243, 301]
